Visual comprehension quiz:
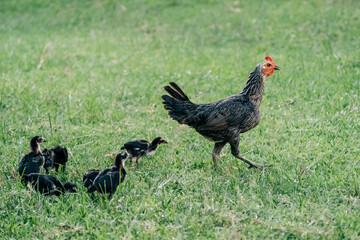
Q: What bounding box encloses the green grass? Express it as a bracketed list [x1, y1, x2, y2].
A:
[0, 0, 359, 238]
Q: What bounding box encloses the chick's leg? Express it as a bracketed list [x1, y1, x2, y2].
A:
[229, 138, 264, 169]
[212, 142, 226, 170]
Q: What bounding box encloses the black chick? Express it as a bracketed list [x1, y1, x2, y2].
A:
[42, 148, 55, 174]
[121, 137, 168, 164]
[18, 136, 46, 177]
[22, 173, 76, 196]
[63, 182, 78, 193]
[87, 152, 128, 199]
[83, 169, 100, 189]
[42, 145, 68, 173]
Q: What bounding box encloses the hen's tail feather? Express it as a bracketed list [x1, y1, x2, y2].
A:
[164, 82, 189, 101]
[162, 95, 187, 119]
[169, 82, 189, 101]
[164, 86, 184, 101]
[162, 82, 197, 124]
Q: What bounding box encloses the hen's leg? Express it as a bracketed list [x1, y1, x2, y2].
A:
[212, 142, 227, 170]
[229, 138, 264, 169]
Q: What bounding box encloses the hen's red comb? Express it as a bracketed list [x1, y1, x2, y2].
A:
[265, 56, 274, 62]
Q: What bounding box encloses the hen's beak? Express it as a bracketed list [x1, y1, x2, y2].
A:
[274, 65, 280, 71]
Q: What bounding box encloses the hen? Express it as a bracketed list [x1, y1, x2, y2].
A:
[162, 56, 280, 169]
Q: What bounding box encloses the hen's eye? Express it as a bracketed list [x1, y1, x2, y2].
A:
[267, 63, 271, 67]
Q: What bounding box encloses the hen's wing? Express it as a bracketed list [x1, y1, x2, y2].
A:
[188, 95, 254, 131]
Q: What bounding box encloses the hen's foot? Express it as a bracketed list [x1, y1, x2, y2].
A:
[248, 163, 264, 169]
[238, 154, 267, 170]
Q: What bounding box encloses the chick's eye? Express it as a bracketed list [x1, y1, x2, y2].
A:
[267, 63, 271, 67]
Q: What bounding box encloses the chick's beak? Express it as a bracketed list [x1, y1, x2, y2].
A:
[274, 65, 280, 71]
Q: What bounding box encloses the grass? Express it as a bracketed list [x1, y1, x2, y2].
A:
[0, 0, 359, 238]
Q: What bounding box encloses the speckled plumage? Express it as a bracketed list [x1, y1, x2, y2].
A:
[162, 57, 280, 169]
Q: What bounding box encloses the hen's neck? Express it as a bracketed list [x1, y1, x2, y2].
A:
[241, 65, 266, 106]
